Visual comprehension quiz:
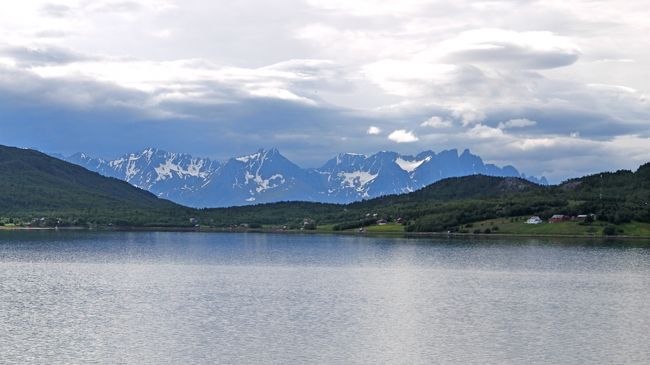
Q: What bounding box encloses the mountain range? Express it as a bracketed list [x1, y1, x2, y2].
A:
[63, 147, 547, 208]
[3, 143, 648, 234]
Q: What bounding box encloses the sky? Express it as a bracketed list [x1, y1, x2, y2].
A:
[0, 0, 649, 182]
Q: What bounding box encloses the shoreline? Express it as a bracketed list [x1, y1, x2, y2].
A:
[2, 225, 650, 241]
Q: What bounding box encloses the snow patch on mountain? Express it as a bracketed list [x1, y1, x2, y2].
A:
[338, 171, 379, 191]
[395, 156, 431, 172]
[244, 171, 286, 193]
[154, 158, 212, 181]
[236, 152, 262, 163]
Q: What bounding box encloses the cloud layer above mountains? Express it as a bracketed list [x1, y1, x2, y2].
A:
[0, 0, 649, 182]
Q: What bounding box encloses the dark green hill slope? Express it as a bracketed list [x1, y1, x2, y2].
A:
[556, 164, 650, 224]
[350, 175, 543, 208]
[354, 175, 558, 232]
[0, 145, 193, 226]
[201, 167, 650, 232]
[200, 175, 556, 230]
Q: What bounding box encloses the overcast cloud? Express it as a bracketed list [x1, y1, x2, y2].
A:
[0, 0, 649, 182]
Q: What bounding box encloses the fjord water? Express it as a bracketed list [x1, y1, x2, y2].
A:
[1, 232, 649, 364]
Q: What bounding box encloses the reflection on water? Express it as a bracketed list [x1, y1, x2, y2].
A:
[1, 231, 649, 364]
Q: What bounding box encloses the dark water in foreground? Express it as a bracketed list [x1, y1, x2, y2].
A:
[1, 231, 649, 364]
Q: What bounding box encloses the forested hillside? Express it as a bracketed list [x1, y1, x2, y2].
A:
[0, 146, 194, 226]
[200, 167, 650, 233]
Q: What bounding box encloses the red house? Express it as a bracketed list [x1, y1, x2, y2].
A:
[549, 214, 568, 223]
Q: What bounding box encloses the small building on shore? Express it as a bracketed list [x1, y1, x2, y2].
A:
[525, 216, 543, 224]
[576, 214, 596, 221]
[549, 214, 568, 223]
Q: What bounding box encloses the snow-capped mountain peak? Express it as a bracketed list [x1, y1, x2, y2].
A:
[66, 147, 221, 201]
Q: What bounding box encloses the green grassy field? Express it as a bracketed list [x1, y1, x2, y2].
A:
[363, 223, 405, 233]
[466, 217, 650, 236]
[314, 222, 405, 233]
[315, 224, 337, 232]
[617, 222, 650, 236]
[312, 217, 650, 237]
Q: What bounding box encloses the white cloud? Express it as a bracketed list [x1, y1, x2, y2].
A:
[362, 60, 459, 97]
[451, 105, 486, 126]
[435, 28, 581, 69]
[497, 118, 537, 129]
[388, 129, 419, 143]
[420, 116, 452, 128]
[367, 126, 382, 135]
[466, 124, 505, 139]
[23, 57, 342, 109]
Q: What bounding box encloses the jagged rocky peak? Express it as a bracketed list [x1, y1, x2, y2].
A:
[233, 147, 281, 163]
[138, 146, 156, 158]
[320, 152, 367, 170]
[336, 152, 367, 164]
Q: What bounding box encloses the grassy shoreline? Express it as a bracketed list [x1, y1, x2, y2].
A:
[2, 224, 650, 241]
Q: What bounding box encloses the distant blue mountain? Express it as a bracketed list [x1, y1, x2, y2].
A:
[184, 148, 322, 207]
[66, 148, 220, 204]
[63, 147, 547, 207]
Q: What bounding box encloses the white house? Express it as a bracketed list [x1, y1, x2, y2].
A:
[526, 216, 543, 224]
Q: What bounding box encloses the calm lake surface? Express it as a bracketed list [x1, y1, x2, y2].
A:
[1, 231, 649, 364]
